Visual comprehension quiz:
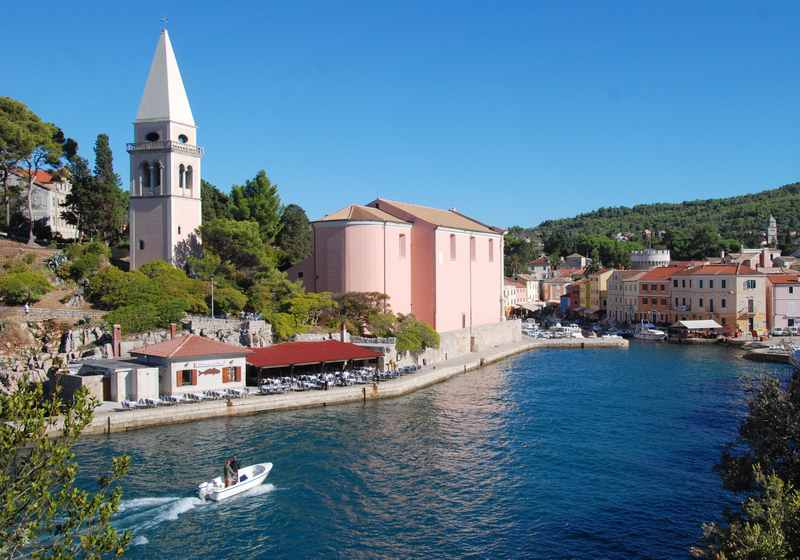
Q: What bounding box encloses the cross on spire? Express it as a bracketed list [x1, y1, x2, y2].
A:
[161, 16, 168, 29]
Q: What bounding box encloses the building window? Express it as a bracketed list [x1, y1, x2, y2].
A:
[145, 131, 159, 142]
[139, 240, 145, 250]
[489, 239, 494, 262]
[470, 236, 476, 261]
[709, 280, 714, 289]
[450, 234, 456, 261]
[689, 280, 692, 288]
[222, 367, 241, 383]
[179, 164, 185, 189]
[721, 318, 726, 325]
[186, 165, 194, 192]
[642, 284, 648, 291]
[660, 285, 665, 291]
[642, 297, 648, 304]
[178, 369, 195, 386]
[141, 162, 151, 192]
[673, 279, 678, 288]
[154, 162, 162, 189]
[721, 280, 727, 289]
[699, 298, 704, 307]
[699, 280, 704, 289]
[721, 298, 726, 308]
[748, 299, 754, 313]
[790, 286, 795, 295]
[178, 226, 181, 235]
[790, 318, 795, 327]
[682, 280, 686, 288]
[399, 234, 407, 258]
[178, 134, 189, 144]
[745, 279, 756, 290]
[682, 297, 686, 306]
[709, 299, 714, 312]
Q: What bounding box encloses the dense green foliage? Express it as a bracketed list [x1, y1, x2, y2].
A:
[395, 314, 440, 355]
[0, 269, 51, 304]
[201, 179, 231, 222]
[86, 262, 207, 333]
[694, 468, 800, 559]
[62, 134, 128, 243]
[229, 170, 282, 244]
[522, 181, 800, 258]
[716, 375, 800, 493]
[543, 232, 644, 268]
[0, 380, 130, 559]
[60, 240, 109, 281]
[695, 373, 800, 558]
[200, 218, 273, 271]
[0, 98, 62, 244]
[276, 204, 312, 269]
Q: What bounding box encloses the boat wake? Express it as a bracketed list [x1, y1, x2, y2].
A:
[115, 496, 205, 534]
[113, 484, 276, 544]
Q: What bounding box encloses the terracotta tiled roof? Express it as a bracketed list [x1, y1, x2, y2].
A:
[530, 256, 550, 266]
[11, 167, 54, 184]
[767, 273, 800, 285]
[130, 334, 251, 359]
[369, 198, 497, 235]
[672, 263, 762, 276]
[247, 340, 381, 368]
[639, 264, 692, 281]
[316, 204, 409, 224]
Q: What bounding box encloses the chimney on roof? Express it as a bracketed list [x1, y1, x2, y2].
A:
[112, 324, 121, 358]
[169, 323, 177, 339]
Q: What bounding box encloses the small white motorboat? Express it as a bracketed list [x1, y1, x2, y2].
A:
[198, 462, 273, 502]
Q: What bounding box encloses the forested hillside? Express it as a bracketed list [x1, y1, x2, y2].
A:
[502, 181, 800, 275]
[525, 181, 800, 248]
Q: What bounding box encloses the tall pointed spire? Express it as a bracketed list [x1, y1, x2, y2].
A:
[135, 29, 195, 126]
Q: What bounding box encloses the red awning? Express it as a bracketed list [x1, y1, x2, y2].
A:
[247, 340, 382, 369]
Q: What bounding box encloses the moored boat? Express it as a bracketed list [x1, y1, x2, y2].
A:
[633, 322, 667, 342]
[198, 462, 273, 502]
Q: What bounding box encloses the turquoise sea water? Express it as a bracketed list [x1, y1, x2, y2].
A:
[73, 343, 790, 559]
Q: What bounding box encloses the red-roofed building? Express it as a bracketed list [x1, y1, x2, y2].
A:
[7, 168, 78, 239]
[671, 263, 767, 336]
[637, 264, 692, 324]
[766, 272, 800, 332]
[131, 334, 250, 395]
[246, 340, 382, 381]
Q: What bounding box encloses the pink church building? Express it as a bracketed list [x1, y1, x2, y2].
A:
[290, 198, 504, 333]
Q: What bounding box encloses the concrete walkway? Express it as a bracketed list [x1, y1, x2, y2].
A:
[81, 336, 628, 436]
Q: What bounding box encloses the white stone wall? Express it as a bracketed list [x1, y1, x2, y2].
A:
[163, 356, 247, 395]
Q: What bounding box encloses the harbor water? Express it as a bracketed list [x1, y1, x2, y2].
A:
[73, 342, 790, 559]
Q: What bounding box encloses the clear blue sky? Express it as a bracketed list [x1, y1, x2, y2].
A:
[5, 1, 800, 228]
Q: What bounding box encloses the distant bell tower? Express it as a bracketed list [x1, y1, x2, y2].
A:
[767, 214, 778, 246]
[128, 29, 202, 269]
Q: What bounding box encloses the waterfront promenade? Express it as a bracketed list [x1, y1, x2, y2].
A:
[81, 336, 628, 436]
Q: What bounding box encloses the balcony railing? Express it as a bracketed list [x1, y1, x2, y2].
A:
[126, 141, 204, 156]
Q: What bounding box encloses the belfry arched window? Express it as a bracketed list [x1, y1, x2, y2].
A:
[186, 165, 194, 193]
[179, 164, 186, 190]
[154, 161, 162, 192]
[141, 162, 151, 193]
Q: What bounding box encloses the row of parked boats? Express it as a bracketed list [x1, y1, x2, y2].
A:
[521, 319, 667, 341]
[258, 366, 422, 394]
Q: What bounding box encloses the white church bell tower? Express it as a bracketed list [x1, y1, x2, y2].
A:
[128, 29, 202, 269]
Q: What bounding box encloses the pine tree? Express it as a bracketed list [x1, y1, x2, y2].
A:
[229, 170, 282, 244]
[276, 204, 312, 269]
[92, 134, 127, 244]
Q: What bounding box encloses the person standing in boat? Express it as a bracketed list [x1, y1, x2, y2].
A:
[224, 457, 236, 487]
